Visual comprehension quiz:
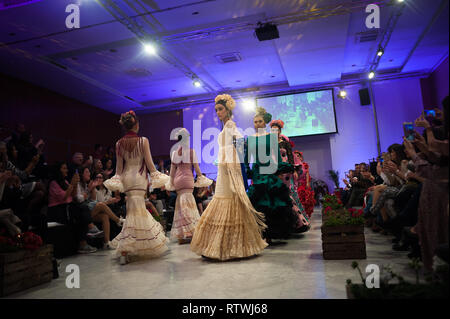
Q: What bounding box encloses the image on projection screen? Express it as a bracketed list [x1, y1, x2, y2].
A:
[256, 89, 337, 137]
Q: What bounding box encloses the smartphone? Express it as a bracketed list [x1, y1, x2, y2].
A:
[425, 109, 436, 117]
[403, 122, 414, 141]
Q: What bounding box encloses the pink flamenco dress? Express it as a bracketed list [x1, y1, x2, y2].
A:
[104, 132, 170, 261]
[165, 147, 212, 242]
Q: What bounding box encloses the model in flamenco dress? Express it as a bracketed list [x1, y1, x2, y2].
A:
[165, 128, 212, 245]
[190, 94, 268, 261]
[293, 150, 316, 218]
[245, 108, 296, 245]
[269, 120, 310, 233]
[104, 111, 170, 265]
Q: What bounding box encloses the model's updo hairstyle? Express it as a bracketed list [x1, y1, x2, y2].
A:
[254, 106, 272, 124]
[119, 110, 138, 130]
[215, 94, 236, 119]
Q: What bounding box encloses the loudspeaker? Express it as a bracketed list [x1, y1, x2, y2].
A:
[359, 88, 371, 106]
[255, 23, 279, 41]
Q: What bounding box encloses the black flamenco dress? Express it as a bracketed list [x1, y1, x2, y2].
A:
[245, 133, 296, 240]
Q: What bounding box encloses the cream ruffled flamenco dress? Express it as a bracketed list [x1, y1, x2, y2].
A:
[190, 120, 268, 260]
[104, 133, 170, 259]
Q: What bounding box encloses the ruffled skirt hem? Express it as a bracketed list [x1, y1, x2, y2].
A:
[190, 196, 268, 261]
[110, 194, 169, 258]
[170, 193, 200, 240]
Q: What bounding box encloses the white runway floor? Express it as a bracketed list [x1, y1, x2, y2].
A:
[5, 208, 417, 299]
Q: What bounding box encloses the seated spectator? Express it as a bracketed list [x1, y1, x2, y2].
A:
[147, 191, 160, 215]
[3, 123, 26, 147]
[68, 152, 93, 179]
[0, 141, 47, 235]
[94, 173, 121, 213]
[75, 167, 124, 249]
[0, 156, 22, 236]
[47, 162, 99, 254]
[345, 162, 375, 208]
[103, 145, 115, 163]
[193, 187, 209, 215]
[102, 158, 115, 180]
[92, 158, 103, 178]
[157, 159, 169, 175]
[93, 144, 104, 160]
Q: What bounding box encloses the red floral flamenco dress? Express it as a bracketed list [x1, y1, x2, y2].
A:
[295, 162, 316, 218]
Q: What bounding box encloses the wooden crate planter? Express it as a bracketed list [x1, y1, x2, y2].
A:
[321, 225, 366, 260]
[0, 245, 53, 297]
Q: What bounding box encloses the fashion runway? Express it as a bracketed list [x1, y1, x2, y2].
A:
[5, 208, 417, 299]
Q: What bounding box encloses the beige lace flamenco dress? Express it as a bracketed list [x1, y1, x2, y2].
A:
[104, 132, 170, 259]
[190, 120, 268, 260]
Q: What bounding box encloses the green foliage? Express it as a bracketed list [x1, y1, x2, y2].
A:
[322, 208, 365, 227]
[346, 261, 449, 299]
[322, 194, 343, 210]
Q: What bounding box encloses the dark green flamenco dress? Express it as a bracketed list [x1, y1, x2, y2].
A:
[245, 133, 296, 240]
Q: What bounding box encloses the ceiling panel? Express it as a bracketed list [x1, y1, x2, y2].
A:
[276, 14, 350, 86]
[0, 0, 448, 114]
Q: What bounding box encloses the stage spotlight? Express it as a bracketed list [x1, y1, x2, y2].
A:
[377, 48, 384, 57]
[193, 79, 202, 87]
[368, 71, 375, 79]
[143, 42, 157, 55]
[338, 90, 347, 99]
[242, 98, 256, 111]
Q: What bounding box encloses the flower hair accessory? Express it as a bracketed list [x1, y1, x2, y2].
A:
[119, 110, 137, 125]
[270, 119, 284, 129]
[215, 94, 236, 111]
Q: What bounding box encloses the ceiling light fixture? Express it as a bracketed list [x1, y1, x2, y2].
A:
[377, 47, 384, 57]
[338, 90, 347, 99]
[368, 71, 375, 80]
[242, 98, 256, 111]
[193, 78, 202, 87]
[143, 42, 157, 55]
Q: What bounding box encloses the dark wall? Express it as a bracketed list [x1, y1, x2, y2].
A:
[421, 56, 449, 108]
[0, 73, 121, 164]
[138, 110, 184, 160]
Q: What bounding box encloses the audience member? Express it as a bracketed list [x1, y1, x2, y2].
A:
[74, 167, 124, 249]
